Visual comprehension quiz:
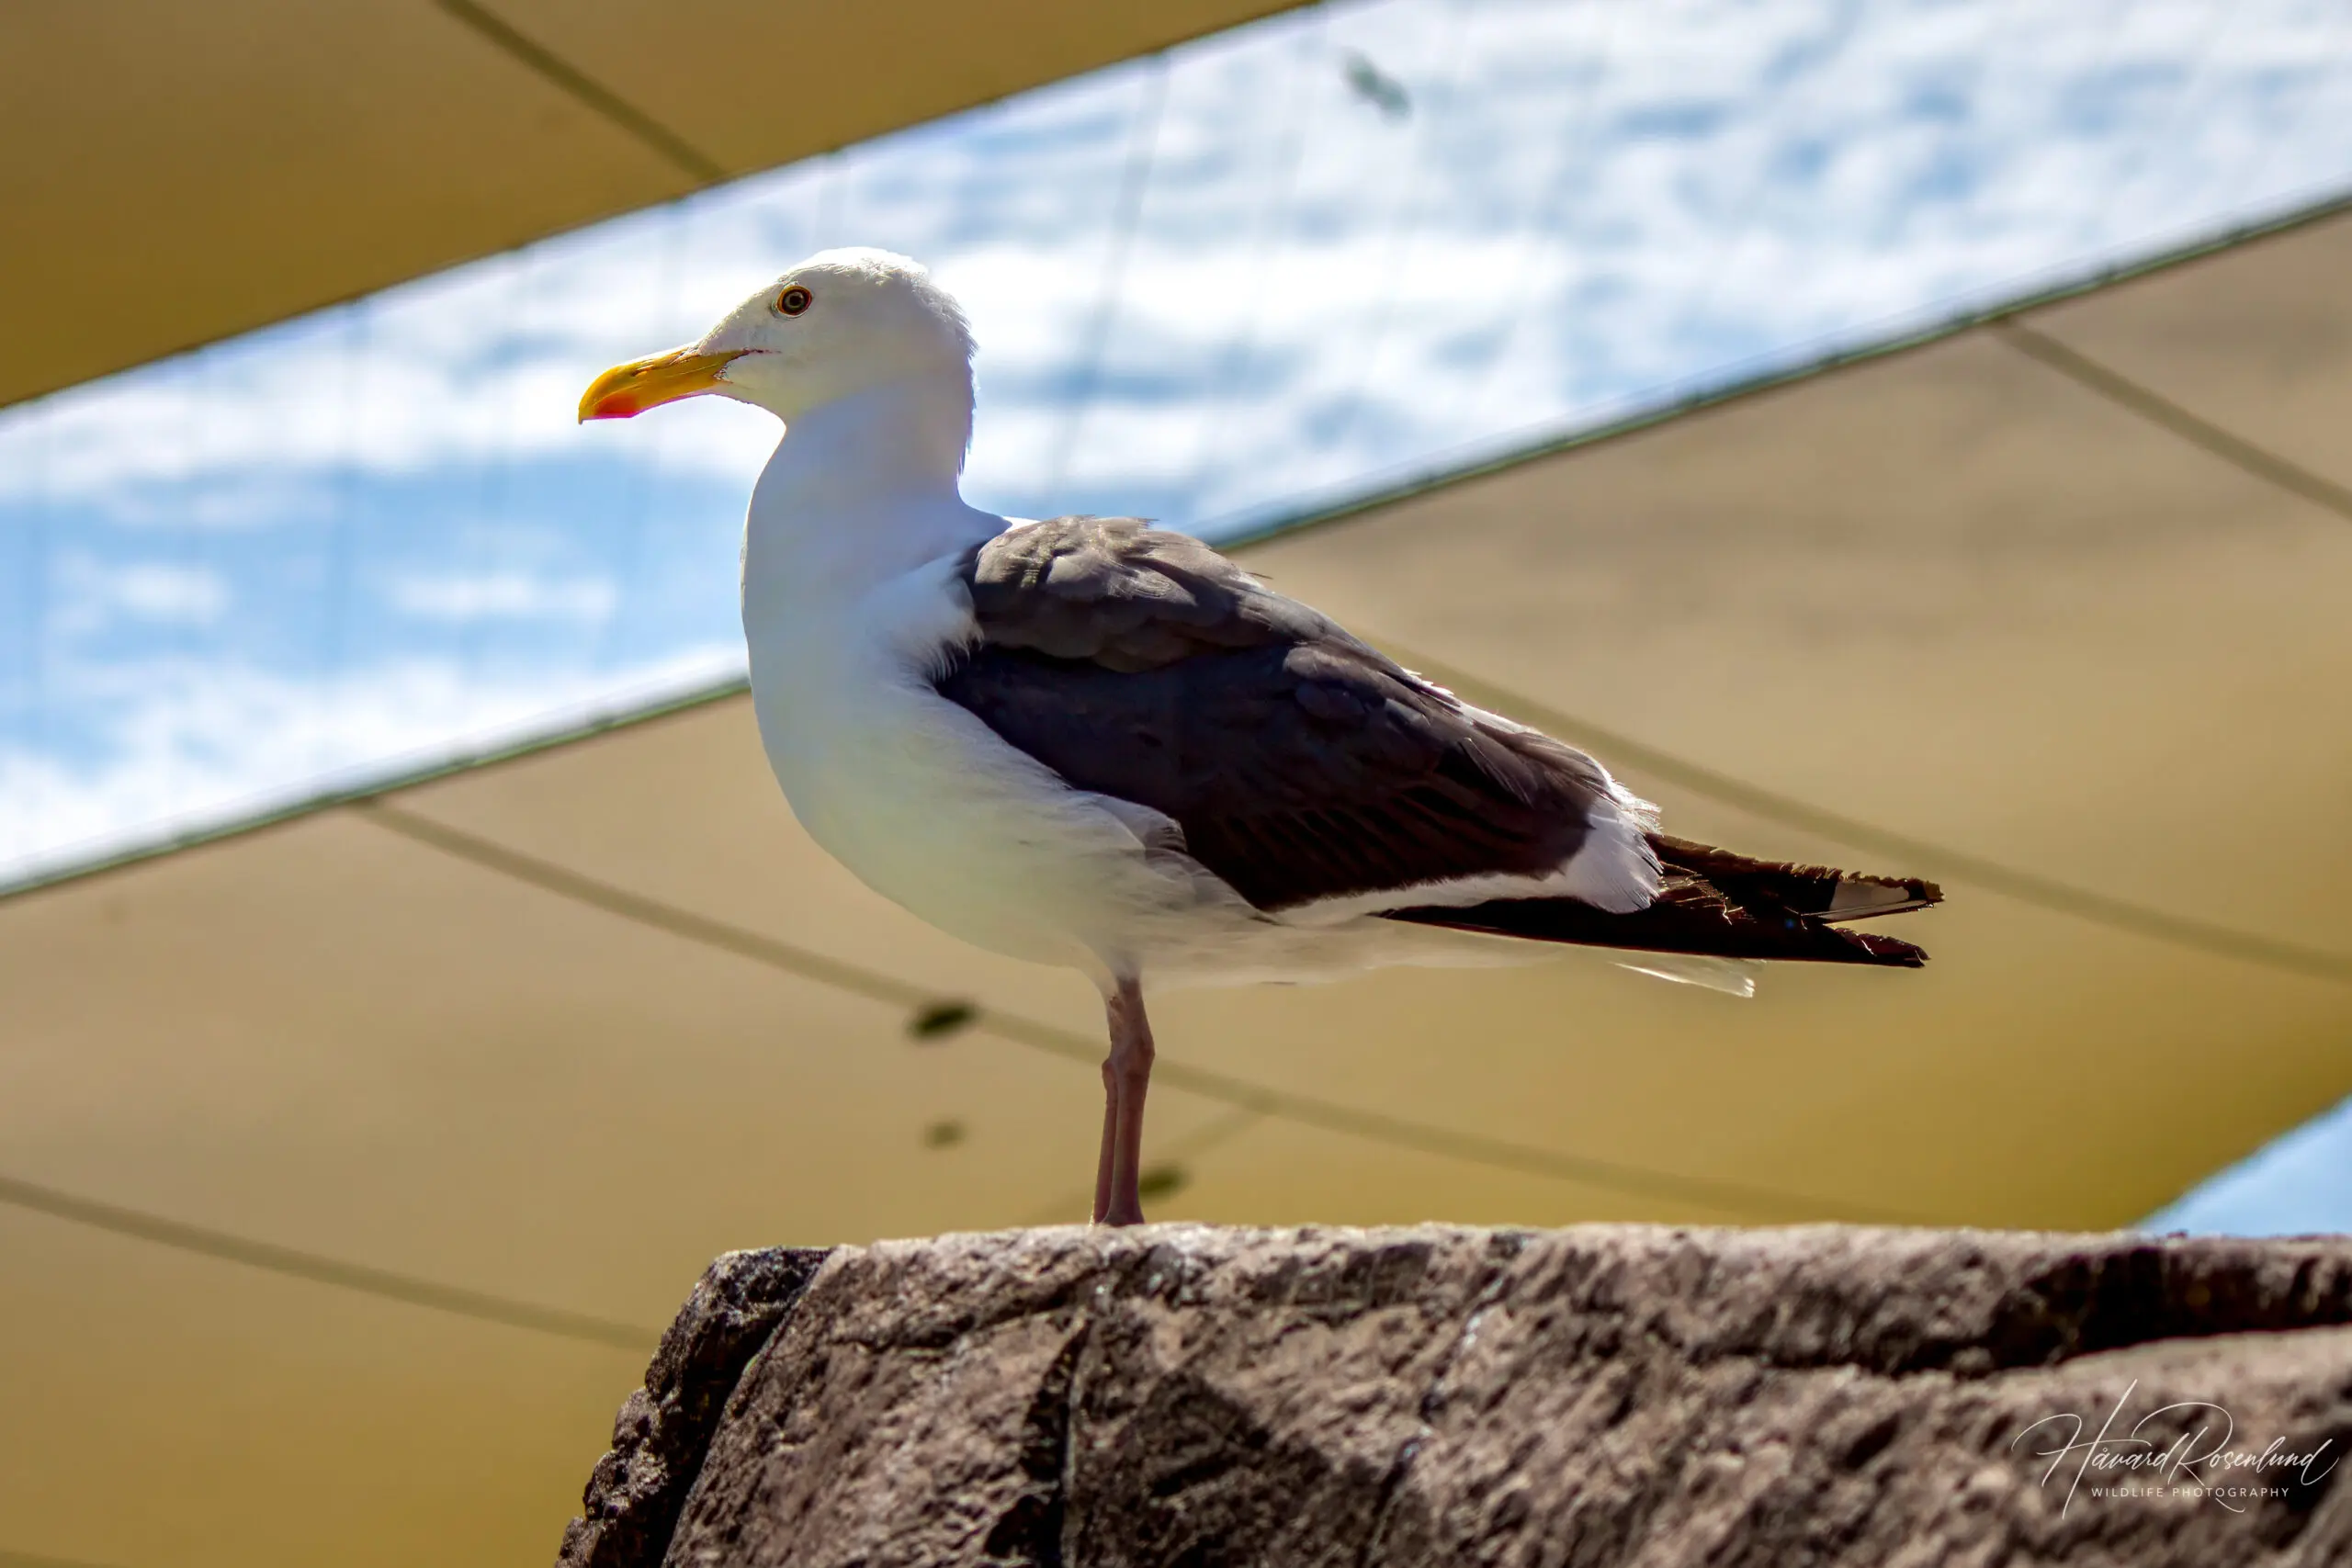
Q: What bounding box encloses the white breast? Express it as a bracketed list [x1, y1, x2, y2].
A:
[745, 545, 1225, 978]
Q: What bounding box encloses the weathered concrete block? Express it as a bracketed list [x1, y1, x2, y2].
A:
[561, 1226, 2352, 1567]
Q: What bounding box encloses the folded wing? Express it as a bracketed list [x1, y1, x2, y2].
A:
[936, 516, 1649, 913]
[934, 516, 1939, 964]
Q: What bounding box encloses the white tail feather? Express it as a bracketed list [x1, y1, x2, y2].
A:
[1614, 953, 1758, 998]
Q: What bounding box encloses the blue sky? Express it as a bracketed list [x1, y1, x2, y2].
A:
[2, 0, 2348, 1225]
[2145, 1099, 2352, 1235]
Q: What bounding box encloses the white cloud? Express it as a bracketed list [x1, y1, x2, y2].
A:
[0, 649, 742, 889]
[386, 571, 619, 624]
[109, 563, 230, 624]
[51, 555, 231, 634]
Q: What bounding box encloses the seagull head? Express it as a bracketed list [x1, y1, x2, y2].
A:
[579, 247, 974, 424]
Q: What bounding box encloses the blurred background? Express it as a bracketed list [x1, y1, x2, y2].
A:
[4, 0, 2349, 1563]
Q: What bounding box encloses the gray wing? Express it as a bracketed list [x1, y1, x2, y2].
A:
[933, 516, 1616, 912]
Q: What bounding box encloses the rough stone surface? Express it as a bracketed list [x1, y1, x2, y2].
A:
[559, 1247, 830, 1568]
[561, 1227, 2352, 1567]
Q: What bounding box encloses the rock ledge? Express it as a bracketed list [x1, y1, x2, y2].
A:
[560, 1225, 2352, 1567]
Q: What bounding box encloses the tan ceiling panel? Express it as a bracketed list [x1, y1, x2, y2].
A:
[0, 0, 1304, 410]
[0, 1206, 638, 1568]
[0, 807, 1245, 1322]
[2020, 208, 2352, 492]
[384, 694, 1114, 1044]
[0, 0, 687, 410]
[4, 207, 2351, 1564]
[502, 0, 1299, 177]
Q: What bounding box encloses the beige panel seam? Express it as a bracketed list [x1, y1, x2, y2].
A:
[430, 0, 729, 183]
[0, 1170, 660, 1350]
[356, 799, 1928, 1224]
[1990, 318, 2352, 525]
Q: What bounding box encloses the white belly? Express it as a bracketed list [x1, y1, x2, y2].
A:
[774, 698, 1082, 962]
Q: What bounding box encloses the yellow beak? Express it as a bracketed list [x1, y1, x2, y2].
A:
[578, 347, 745, 422]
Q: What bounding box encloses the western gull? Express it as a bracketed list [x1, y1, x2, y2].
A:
[580, 248, 1941, 1226]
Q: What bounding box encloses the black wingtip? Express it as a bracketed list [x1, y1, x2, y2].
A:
[1844, 928, 1929, 967]
[1648, 834, 1943, 926]
[1383, 890, 1932, 967]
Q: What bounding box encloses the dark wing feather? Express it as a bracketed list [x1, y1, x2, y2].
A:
[936, 517, 1613, 912]
[1385, 838, 1942, 967]
[1646, 836, 1940, 922]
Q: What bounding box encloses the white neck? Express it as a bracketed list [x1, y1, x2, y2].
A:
[741, 371, 1001, 619]
[761, 374, 973, 507]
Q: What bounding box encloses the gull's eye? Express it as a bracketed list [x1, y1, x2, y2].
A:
[775, 285, 813, 317]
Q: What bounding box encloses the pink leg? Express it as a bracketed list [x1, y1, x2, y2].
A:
[1091, 1055, 1118, 1224]
[1094, 976, 1157, 1227]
